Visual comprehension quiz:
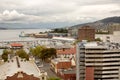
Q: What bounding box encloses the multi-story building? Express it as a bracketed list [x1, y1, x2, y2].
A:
[51, 58, 76, 80]
[76, 41, 120, 80]
[51, 58, 72, 73]
[56, 47, 76, 59]
[78, 26, 95, 42]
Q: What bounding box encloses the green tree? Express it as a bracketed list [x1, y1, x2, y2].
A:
[95, 38, 102, 41]
[29, 46, 56, 61]
[51, 28, 68, 33]
[16, 49, 29, 60]
[40, 48, 56, 61]
[30, 46, 46, 58]
[2, 49, 9, 62]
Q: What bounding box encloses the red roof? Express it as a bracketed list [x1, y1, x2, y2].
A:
[57, 48, 76, 55]
[10, 43, 23, 47]
[5, 71, 39, 80]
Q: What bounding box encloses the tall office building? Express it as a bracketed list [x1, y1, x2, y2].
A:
[76, 41, 120, 80]
[78, 26, 95, 42]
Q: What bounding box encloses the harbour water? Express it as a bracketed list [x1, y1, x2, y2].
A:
[0, 29, 50, 41]
[0, 29, 73, 55]
[0, 29, 50, 55]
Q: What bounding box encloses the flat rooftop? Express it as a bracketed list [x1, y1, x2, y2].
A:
[79, 42, 120, 50]
[51, 58, 70, 64]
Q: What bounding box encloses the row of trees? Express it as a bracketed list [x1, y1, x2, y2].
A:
[1, 49, 29, 62]
[50, 28, 68, 33]
[30, 46, 56, 61]
[1, 45, 56, 62]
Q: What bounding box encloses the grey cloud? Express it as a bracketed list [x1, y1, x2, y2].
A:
[0, 0, 119, 25]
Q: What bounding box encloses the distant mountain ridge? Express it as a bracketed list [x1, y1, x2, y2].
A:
[0, 27, 7, 30]
[70, 16, 120, 30]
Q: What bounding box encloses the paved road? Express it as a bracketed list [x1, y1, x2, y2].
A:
[36, 60, 59, 78]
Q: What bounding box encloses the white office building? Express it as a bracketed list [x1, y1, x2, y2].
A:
[76, 41, 120, 80]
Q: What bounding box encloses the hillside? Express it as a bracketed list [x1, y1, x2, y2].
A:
[70, 16, 120, 30]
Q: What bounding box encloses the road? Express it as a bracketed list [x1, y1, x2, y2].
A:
[36, 60, 59, 78]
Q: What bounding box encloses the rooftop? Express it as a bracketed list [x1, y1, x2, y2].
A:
[0, 57, 41, 79]
[79, 41, 120, 50]
[57, 47, 76, 55]
[60, 68, 76, 74]
[52, 37, 75, 41]
[10, 43, 23, 47]
[51, 58, 70, 64]
[5, 71, 40, 80]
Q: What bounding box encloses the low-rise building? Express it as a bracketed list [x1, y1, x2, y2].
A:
[51, 58, 76, 80]
[95, 31, 120, 43]
[33, 33, 49, 38]
[51, 58, 71, 73]
[58, 69, 76, 80]
[56, 47, 76, 59]
[10, 43, 23, 49]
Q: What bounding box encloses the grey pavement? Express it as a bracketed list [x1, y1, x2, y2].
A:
[36, 60, 59, 78]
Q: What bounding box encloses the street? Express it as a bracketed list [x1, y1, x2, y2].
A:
[35, 59, 59, 78]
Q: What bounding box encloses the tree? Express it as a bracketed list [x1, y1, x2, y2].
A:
[40, 48, 56, 61]
[50, 28, 68, 33]
[30, 46, 46, 58]
[29, 46, 56, 61]
[95, 38, 102, 42]
[16, 49, 29, 60]
[2, 49, 9, 62]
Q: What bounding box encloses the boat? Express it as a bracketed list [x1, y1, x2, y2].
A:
[19, 31, 29, 37]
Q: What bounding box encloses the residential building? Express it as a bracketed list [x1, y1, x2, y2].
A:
[51, 58, 71, 73]
[56, 47, 76, 59]
[76, 41, 120, 80]
[51, 58, 76, 80]
[58, 69, 76, 80]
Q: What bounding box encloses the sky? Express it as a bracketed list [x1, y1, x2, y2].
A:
[0, 0, 120, 28]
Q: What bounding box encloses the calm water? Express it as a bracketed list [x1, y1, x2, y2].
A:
[0, 29, 50, 41]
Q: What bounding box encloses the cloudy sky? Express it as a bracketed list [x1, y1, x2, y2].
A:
[0, 0, 120, 28]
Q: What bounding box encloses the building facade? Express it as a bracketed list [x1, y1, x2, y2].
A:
[51, 58, 71, 73]
[76, 41, 120, 80]
[56, 47, 76, 59]
[78, 26, 95, 41]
